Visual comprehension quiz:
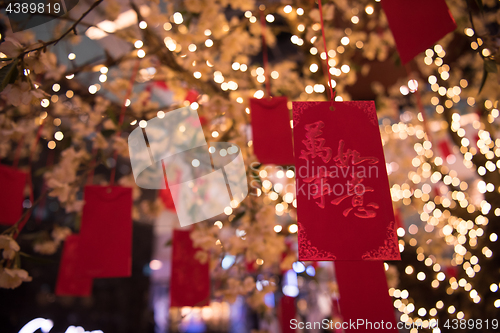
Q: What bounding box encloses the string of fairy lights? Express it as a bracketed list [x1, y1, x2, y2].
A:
[27, 0, 499, 330]
[383, 29, 500, 333]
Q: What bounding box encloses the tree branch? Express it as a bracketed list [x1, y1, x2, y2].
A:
[17, 0, 104, 58]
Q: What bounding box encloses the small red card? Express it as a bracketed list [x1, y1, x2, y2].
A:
[250, 97, 294, 165]
[159, 168, 181, 212]
[382, 0, 456, 64]
[439, 140, 453, 158]
[335, 261, 398, 332]
[55, 235, 93, 296]
[0, 164, 27, 226]
[78, 185, 133, 278]
[170, 229, 210, 307]
[292, 101, 400, 261]
[278, 296, 296, 333]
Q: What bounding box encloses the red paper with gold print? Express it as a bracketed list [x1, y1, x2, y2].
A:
[335, 261, 398, 332]
[0, 164, 27, 226]
[55, 235, 93, 296]
[382, 0, 456, 64]
[292, 101, 399, 261]
[78, 185, 133, 278]
[250, 97, 294, 165]
[170, 229, 210, 307]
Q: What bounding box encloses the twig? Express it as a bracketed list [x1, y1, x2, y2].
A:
[2, 189, 49, 237]
[129, 1, 227, 97]
[23, 12, 97, 28]
[17, 0, 104, 58]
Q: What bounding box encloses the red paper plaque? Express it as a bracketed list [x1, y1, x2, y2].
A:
[250, 97, 294, 165]
[55, 235, 93, 296]
[278, 296, 296, 333]
[170, 229, 210, 307]
[0, 164, 27, 226]
[382, 0, 456, 64]
[335, 261, 398, 332]
[78, 185, 133, 278]
[292, 101, 400, 261]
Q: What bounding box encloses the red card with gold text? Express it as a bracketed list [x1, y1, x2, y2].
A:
[382, 0, 456, 64]
[292, 101, 399, 261]
[250, 97, 294, 165]
[78, 185, 133, 278]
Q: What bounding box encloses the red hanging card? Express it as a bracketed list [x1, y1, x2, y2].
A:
[438, 140, 452, 158]
[159, 168, 182, 212]
[159, 187, 176, 212]
[382, 0, 456, 64]
[335, 261, 398, 332]
[278, 296, 296, 333]
[292, 101, 400, 261]
[55, 235, 93, 296]
[250, 97, 294, 165]
[78, 185, 133, 278]
[170, 229, 210, 307]
[0, 164, 27, 226]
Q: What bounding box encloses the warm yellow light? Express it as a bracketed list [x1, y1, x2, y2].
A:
[54, 131, 64, 141]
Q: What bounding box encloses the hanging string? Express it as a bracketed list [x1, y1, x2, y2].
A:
[109, 59, 141, 187]
[260, 9, 271, 98]
[405, 64, 433, 145]
[86, 146, 98, 185]
[35, 149, 55, 225]
[317, 0, 335, 102]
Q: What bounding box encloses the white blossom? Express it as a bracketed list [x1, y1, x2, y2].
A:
[0, 267, 32, 289]
[0, 235, 20, 260]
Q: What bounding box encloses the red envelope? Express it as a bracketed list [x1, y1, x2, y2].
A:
[78, 185, 133, 278]
[278, 296, 296, 333]
[335, 261, 398, 332]
[170, 229, 210, 307]
[382, 0, 456, 64]
[0, 164, 27, 226]
[292, 101, 400, 261]
[55, 235, 93, 296]
[250, 97, 295, 165]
